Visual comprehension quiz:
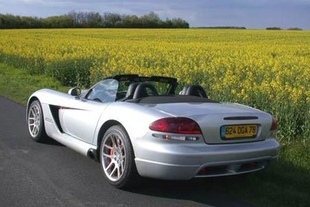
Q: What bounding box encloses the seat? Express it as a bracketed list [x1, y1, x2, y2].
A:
[180, 85, 208, 98]
[133, 83, 158, 99]
[119, 82, 139, 101]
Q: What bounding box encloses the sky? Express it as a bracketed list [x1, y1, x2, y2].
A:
[0, 0, 310, 29]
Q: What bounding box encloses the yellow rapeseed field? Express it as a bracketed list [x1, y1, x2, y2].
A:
[0, 29, 309, 141]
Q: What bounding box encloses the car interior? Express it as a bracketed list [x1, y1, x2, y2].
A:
[107, 74, 217, 104]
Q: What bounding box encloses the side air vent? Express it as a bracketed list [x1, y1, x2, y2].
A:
[223, 116, 258, 120]
[49, 105, 64, 133]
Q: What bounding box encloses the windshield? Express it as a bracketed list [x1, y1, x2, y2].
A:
[86, 79, 118, 103]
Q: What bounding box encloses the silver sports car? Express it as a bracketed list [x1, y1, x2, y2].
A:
[26, 74, 280, 188]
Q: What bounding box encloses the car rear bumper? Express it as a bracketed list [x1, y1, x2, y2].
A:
[134, 138, 280, 180]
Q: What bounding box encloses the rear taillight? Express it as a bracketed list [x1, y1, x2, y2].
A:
[270, 117, 277, 131]
[149, 117, 201, 134]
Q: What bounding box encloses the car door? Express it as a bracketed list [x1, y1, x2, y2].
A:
[60, 79, 118, 144]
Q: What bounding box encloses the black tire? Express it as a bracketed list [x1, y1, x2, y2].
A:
[99, 125, 138, 189]
[27, 100, 48, 143]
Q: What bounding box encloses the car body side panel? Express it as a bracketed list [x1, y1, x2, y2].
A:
[93, 102, 163, 146]
[27, 89, 98, 155]
[27, 89, 72, 109]
[59, 99, 109, 144]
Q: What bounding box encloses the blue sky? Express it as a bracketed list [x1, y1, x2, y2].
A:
[0, 0, 310, 29]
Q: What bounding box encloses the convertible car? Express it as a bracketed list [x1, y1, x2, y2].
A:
[26, 74, 280, 188]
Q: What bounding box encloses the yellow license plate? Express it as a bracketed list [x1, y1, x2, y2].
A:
[221, 125, 257, 139]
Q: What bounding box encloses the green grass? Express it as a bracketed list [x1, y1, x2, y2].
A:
[0, 63, 309, 206]
[0, 63, 68, 104]
[225, 140, 310, 207]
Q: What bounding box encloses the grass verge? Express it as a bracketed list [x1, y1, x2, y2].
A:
[225, 139, 310, 207]
[0, 63, 309, 207]
[0, 63, 68, 104]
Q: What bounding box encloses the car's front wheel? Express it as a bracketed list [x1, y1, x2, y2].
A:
[27, 100, 48, 142]
[100, 125, 138, 189]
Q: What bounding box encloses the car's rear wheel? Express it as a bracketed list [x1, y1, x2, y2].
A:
[100, 125, 137, 189]
[27, 100, 48, 142]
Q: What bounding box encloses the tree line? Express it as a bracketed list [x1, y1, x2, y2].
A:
[0, 11, 189, 29]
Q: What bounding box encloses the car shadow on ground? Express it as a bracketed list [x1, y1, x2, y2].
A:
[128, 176, 254, 207]
[39, 137, 64, 146]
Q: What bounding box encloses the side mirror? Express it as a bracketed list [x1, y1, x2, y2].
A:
[68, 87, 81, 96]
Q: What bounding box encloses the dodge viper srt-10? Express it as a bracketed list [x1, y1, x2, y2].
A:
[26, 74, 280, 188]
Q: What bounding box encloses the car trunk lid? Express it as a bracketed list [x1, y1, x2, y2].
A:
[149, 102, 273, 144]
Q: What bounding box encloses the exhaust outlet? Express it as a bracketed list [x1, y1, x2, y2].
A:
[87, 148, 99, 162]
